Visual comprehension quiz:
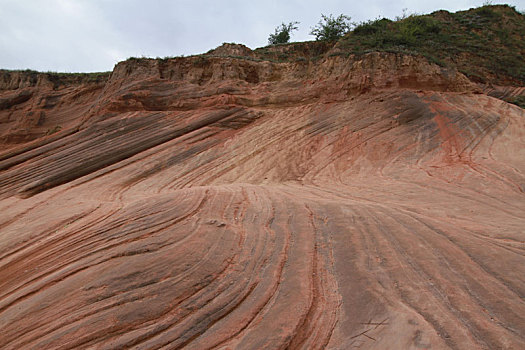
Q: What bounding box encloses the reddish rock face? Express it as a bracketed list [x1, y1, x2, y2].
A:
[0, 52, 524, 349]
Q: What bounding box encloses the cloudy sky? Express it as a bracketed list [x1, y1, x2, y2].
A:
[1, 0, 524, 72]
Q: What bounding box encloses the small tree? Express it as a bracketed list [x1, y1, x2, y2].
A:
[268, 21, 299, 45]
[310, 14, 352, 41]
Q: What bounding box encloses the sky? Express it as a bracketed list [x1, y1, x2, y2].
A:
[1, 0, 524, 72]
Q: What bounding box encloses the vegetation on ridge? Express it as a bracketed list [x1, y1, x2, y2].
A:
[338, 4, 525, 85]
[268, 22, 299, 45]
[310, 14, 352, 41]
[3, 5, 525, 90]
[248, 5, 525, 86]
[0, 69, 110, 88]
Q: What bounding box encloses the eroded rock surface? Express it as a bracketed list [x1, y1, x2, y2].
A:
[0, 51, 524, 349]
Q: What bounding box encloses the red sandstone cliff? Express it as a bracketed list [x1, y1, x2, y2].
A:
[0, 44, 524, 349]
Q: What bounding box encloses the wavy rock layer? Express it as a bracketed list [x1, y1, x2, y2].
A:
[0, 53, 524, 349]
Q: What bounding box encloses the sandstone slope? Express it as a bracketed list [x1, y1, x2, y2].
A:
[0, 45, 524, 349]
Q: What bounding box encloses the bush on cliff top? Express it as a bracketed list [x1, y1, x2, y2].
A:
[268, 22, 300, 45]
[310, 14, 352, 41]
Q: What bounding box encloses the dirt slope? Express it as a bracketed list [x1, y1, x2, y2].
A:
[0, 48, 524, 349]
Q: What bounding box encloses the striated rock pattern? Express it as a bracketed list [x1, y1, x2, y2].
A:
[0, 51, 524, 349]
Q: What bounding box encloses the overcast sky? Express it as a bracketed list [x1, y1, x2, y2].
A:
[1, 0, 524, 72]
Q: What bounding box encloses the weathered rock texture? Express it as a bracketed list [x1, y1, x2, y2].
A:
[0, 50, 524, 349]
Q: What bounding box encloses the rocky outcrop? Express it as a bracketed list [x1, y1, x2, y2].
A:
[205, 43, 256, 58]
[0, 70, 110, 91]
[109, 51, 474, 91]
[0, 49, 524, 349]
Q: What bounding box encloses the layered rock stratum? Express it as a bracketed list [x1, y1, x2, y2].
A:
[1, 30, 525, 350]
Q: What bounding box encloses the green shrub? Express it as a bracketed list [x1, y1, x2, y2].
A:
[397, 16, 441, 44]
[353, 18, 391, 35]
[310, 14, 352, 41]
[268, 22, 299, 45]
[476, 6, 500, 18]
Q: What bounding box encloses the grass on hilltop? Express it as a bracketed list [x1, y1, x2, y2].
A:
[337, 4, 525, 85]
